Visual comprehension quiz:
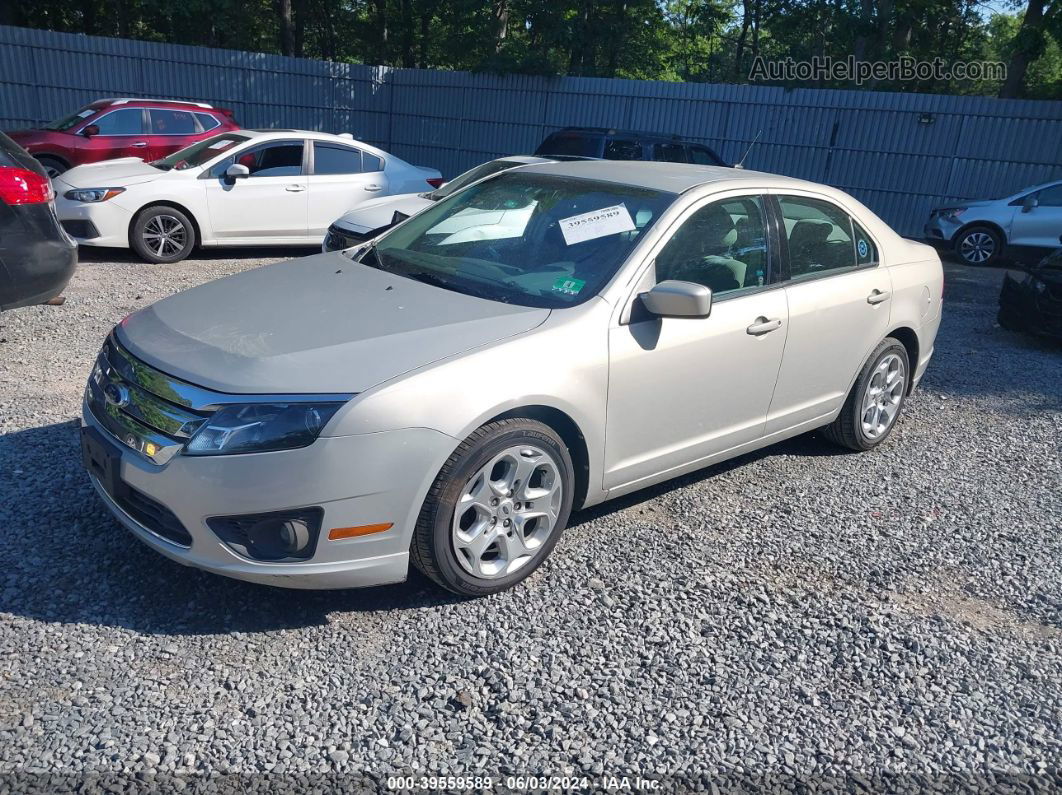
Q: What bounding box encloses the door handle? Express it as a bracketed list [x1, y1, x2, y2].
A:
[867, 289, 891, 305]
[285, 184, 306, 192]
[746, 317, 782, 336]
[131, 142, 148, 147]
[364, 184, 383, 192]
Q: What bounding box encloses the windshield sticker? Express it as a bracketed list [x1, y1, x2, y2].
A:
[207, 139, 235, 149]
[78, 110, 95, 118]
[558, 204, 635, 246]
[552, 277, 586, 296]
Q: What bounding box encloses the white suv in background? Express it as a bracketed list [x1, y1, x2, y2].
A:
[54, 130, 442, 263]
[925, 179, 1062, 265]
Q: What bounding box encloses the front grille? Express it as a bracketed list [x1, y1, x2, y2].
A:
[116, 486, 193, 546]
[86, 337, 213, 464]
[61, 219, 100, 239]
[324, 225, 368, 252]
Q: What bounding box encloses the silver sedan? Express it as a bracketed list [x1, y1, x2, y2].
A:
[82, 161, 943, 595]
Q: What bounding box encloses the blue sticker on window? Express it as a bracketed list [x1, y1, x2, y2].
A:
[858, 239, 869, 258]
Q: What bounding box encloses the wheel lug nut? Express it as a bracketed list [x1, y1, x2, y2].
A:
[491, 516, 497, 524]
[514, 502, 522, 510]
[491, 498, 498, 506]
[503, 519, 511, 527]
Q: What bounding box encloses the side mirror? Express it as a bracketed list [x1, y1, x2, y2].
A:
[225, 163, 250, 179]
[1022, 195, 1038, 213]
[82, 124, 99, 138]
[641, 280, 712, 319]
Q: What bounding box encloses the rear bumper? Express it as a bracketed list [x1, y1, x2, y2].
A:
[0, 202, 78, 311]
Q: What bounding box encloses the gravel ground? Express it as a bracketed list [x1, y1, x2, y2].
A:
[0, 248, 1059, 792]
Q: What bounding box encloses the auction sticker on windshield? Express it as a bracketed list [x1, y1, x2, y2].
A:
[559, 205, 635, 245]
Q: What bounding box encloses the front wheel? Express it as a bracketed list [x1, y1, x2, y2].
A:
[823, 338, 910, 451]
[955, 226, 1001, 266]
[411, 419, 575, 596]
[130, 206, 196, 263]
[36, 156, 68, 179]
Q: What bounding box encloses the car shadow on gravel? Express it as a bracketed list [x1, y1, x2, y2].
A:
[0, 421, 464, 637]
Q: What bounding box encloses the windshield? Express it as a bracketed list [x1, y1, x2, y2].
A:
[369, 172, 673, 308]
[44, 106, 98, 132]
[429, 159, 525, 201]
[150, 134, 249, 171]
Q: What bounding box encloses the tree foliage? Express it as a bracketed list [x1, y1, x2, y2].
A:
[3, 0, 1058, 98]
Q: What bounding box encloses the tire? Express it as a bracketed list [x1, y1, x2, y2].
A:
[955, 225, 1002, 266]
[35, 156, 67, 179]
[411, 418, 575, 596]
[130, 205, 196, 264]
[823, 338, 910, 452]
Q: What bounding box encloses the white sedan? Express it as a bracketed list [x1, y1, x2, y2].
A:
[322, 155, 553, 251]
[54, 130, 442, 263]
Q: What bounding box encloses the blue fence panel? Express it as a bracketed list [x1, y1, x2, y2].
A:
[1, 24, 1060, 235]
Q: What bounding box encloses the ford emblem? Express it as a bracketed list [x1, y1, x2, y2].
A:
[103, 382, 130, 408]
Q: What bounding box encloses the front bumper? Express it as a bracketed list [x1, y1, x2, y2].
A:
[322, 223, 373, 253]
[923, 214, 963, 245]
[999, 271, 1062, 340]
[82, 398, 457, 589]
[53, 191, 135, 248]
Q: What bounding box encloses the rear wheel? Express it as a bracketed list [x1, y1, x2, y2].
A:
[411, 419, 574, 596]
[35, 156, 67, 179]
[131, 205, 196, 263]
[823, 338, 910, 451]
[955, 225, 1002, 266]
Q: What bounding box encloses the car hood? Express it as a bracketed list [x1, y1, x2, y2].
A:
[116, 251, 550, 394]
[332, 193, 435, 234]
[58, 158, 165, 188]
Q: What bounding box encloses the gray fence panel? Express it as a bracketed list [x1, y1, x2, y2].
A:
[1, 24, 1060, 235]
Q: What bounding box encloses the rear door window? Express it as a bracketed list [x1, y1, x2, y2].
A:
[604, 139, 642, 160]
[313, 142, 363, 174]
[535, 132, 603, 158]
[652, 143, 688, 163]
[148, 109, 198, 135]
[778, 195, 859, 279]
[689, 146, 724, 166]
[93, 109, 146, 136]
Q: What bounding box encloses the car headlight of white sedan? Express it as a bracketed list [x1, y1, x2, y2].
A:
[63, 187, 126, 203]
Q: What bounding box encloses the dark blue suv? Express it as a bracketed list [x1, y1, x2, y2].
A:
[535, 127, 728, 167]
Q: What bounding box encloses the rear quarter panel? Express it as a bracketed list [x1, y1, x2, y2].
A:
[888, 239, 944, 381]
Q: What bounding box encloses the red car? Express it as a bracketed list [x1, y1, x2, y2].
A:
[5, 98, 239, 178]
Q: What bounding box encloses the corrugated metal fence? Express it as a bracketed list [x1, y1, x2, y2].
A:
[2, 24, 1060, 236]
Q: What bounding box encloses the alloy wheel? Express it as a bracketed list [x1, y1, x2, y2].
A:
[959, 231, 995, 264]
[142, 214, 188, 258]
[451, 444, 563, 579]
[861, 353, 906, 440]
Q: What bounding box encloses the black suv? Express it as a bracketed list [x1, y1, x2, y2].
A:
[535, 127, 728, 166]
[0, 132, 77, 311]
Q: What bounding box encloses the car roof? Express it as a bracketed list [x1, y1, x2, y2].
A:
[515, 159, 820, 194]
[494, 155, 555, 165]
[230, 129, 392, 157]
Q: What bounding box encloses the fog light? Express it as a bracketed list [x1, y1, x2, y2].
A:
[207, 507, 323, 562]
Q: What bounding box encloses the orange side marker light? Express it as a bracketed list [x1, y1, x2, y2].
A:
[328, 523, 393, 541]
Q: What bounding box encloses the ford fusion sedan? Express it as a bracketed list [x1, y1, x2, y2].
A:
[81, 161, 942, 595]
[5, 97, 239, 178]
[925, 179, 1062, 266]
[323, 155, 554, 252]
[54, 130, 443, 263]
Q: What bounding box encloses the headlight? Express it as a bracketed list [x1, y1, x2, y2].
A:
[936, 207, 967, 220]
[1023, 272, 1048, 294]
[185, 402, 346, 456]
[63, 187, 126, 203]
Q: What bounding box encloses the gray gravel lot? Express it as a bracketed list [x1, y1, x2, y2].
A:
[0, 247, 1059, 791]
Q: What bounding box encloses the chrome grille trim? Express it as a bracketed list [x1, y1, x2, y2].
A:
[86, 334, 355, 465]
